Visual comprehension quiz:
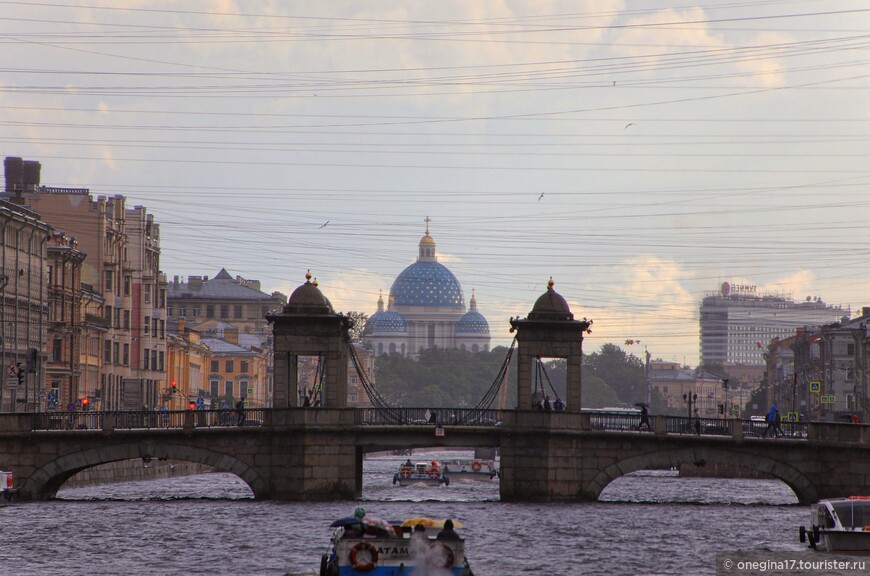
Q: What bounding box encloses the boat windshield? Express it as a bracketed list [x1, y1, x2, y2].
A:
[830, 500, 870, 529]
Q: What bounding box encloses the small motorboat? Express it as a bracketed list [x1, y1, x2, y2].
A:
[320, 515, 473, 575]
[800, 496, 870, 551]
[0, 470, 16, 503]
[441, 459, 498, 482]
[393, 460, 449, 487]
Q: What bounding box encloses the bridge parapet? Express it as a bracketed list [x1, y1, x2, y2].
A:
[0, 413, 31, 433]
[808, 422, 870, 443]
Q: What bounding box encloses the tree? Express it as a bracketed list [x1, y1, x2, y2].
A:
[344, 310, 369, 343]
[583, 343, 645, 404]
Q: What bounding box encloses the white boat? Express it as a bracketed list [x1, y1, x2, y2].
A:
[800, 496, 870, 551]
[320, 516, 473, 576]
[441, 459, 498, 482]
[392, 460, 449, 487]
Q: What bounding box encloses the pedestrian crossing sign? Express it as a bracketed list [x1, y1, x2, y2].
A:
[787, 411, 798, 421]
[809, 381, 821, 393]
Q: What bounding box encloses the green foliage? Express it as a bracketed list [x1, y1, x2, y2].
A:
[369, 342, 648, 410]
[583, 343, 646, 405]
[344, 310, 369, 343]
[373, 346, 517, 408]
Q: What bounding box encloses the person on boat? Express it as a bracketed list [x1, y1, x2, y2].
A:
[637, 405, 651, 432]
[436, 519, 460, 540]
[235, 397, 246, 426]
[411, 524, 428, 543]
[554, 397, 564, 412]
[543, 395, 552, 410]
[404, 458, 413, 467]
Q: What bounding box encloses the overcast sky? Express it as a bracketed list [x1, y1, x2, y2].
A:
[2, 1, 869, 365]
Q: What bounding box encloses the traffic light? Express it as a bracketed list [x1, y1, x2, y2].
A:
[718, 403, 724, 414]
[16, 364, 23, 387]
[189, 401, 196, 410]
[82, 397, 89, 411]
[170, 380, 177, 395]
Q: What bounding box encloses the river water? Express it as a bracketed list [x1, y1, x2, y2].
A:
[0, 449, 817, 576]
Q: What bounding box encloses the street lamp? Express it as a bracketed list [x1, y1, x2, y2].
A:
[683, 392, 698, 418]
[721, 378, 729, 419]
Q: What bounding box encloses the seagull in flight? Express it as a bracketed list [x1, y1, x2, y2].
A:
[624, 123, 636, 129]
[538, 192, 545, 201]
[318, 220, 329, 228]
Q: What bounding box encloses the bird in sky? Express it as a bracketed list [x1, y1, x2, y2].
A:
[319, 220, 329, 228]
[624, 123, 636, 129]
[538, 192, 545, 201]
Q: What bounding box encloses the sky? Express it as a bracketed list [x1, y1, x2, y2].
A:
[2, 1, 869, 366]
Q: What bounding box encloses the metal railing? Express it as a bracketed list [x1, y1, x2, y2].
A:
[356, 407, 503, 426]
[30, 408, 266, 431]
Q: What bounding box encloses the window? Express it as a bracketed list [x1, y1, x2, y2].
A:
[211, 360, 219, 372]
[144, 284, 151, 304]
[152, 317, 158, 336]
[52, 339, 62, 361]
[192, 306, 200, 317]
[105, 305, 113, 324]
[104, 340, 112, 363]
[225, 360, 234, 373]
[105, 270, 113, 291]
[123, 310, 130, 329]
[113, 342, 120, 365]
[225, 381, 233, 396]
[206, 305, 214, 319]
[124, 275, 131, 296]
[179, 306, 187, 317]
[144, 317, 150, 335]
[144, 351, 150, 370]
[151, 350, 158, 371]
[123, 344, 129, 366]
[158, 351, 164, 371]
[220, 305, 229, 318]
[210, 380, 219, 396]
[234, 305, 242, 319]
[240, 360, 249, 373]
[848, 343, 855, 355]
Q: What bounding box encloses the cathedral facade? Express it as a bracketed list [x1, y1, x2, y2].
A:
[363, 224, 490, 357]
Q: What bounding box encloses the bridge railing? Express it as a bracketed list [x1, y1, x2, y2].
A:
[356, 407, 504, 427]
[30, 408, 268, 431]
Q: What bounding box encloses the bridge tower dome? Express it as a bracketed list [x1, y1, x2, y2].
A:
[509, 278, 592, 414]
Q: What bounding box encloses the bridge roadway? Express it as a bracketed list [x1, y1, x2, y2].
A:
[0, 408, 868, 503]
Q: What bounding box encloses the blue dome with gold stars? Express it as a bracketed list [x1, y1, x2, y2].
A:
[390, 261, 464, 307]
[364, 310, 408, 334]
[457, 310, 489, 333]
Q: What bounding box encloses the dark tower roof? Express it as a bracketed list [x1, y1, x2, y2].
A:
[284, 271, 333, 314]
[528, 277, 574, 321]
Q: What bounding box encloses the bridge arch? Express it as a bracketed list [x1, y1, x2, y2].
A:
[584, 446, 819, 504]
[25, 441, 267, 500]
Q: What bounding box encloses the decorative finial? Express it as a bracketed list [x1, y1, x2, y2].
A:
[305, 269, 312, 282]
[424, 215, 431, 235]
[547, 277, 554, 290]
[312, 277, 318, 287]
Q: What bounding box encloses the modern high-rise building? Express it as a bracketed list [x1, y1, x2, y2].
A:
[700, 281, 849, 369]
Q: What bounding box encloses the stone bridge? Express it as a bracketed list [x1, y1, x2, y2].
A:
[2, 409, 869, 503]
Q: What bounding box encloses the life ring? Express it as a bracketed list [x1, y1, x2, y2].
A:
[400, 466, 412, 479]
[350, 541, 378, 572]
[429, 543, 455, 569]
[471, 460, 482, 472]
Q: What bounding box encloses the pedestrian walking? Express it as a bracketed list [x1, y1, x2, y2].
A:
[637, 405, 652, 432]
[236, 397, 246, 426]
[765, 403, 779, 437]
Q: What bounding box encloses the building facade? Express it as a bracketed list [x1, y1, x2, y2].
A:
[363, 223, 490, 357]
[3, 156, 167, 410]
[0, 196, 51, 411]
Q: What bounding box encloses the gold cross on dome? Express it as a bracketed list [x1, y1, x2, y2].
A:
[424, 216, 431, 235]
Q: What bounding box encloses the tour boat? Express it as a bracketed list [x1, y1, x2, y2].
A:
[800, 496, 870, 551]
[441, 459, 498, 482]
[392, 460, 449, 487]
[320, 516, 473, 576]
[0, 470, 16, 503]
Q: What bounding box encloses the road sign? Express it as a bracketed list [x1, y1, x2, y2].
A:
[220, 400, 230, 410]
[196, 397, 205, 407]
[809, 381, 821, 393]
[5, 377, 18, 390]
[6, 365, 16, 377]
[67, 402, 75, 412]
[48, 392, 57, 403]
[787, 411, 798, 421]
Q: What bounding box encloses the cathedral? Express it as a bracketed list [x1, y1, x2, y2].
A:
[363, 222, 491, 357]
